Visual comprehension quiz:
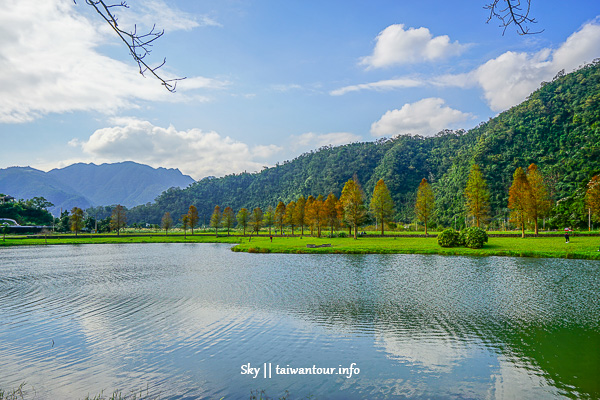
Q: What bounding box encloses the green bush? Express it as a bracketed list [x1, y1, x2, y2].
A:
[337, 232, 348, 238]
[437, 228, 460, 247]
[461, 227, 488, 249]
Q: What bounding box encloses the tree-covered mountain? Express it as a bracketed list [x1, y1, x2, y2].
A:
[0, 162, 194, 215]
[128, 61, 600, 229]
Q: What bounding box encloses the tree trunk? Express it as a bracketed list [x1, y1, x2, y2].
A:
[354, 224, 358, 240]
[521, 222, 525, 238]
[534, 218, 539, 236]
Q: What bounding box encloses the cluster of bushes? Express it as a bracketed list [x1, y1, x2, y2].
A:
[437, 227, 489, 249]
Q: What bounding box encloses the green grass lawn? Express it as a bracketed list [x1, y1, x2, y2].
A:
[2, 233, 600, 260]
[232, 235, 600, 259]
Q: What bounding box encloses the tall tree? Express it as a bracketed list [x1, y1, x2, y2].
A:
[370, 179, 395, 235]
[274, 201, 286, 234]
[508, 167, 530, 238]
[249, 207, 264, 235]
[210, 205, 222, 237]
[307, 194, 326, 237]
[110, 204, 127, 235]
[323, 192, 341, 237]
[340, 178, 367, 239]
[305, 195, 315, 236]
[187, 205, 199, 235]
[525, 163, 551, 235]
[69, 207, 85, 237]
[586, 175, 600, 223]
[161, 211, 173, 235]
[415, 178, 435, 235]
[222, 206, 236, 236]
[295, 196, 307, 236]
[237, 208, 249, 235]
[181, 214, 190, 238]
[464, 164, 490, 228]
[263, 205, 274, 235]
[285, 201, 296, 235]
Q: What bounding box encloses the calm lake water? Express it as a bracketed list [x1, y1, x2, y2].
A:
[0, 244, 599, 399]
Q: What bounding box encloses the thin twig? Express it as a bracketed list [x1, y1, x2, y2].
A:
[484, 0, 543, 35]
[74, 0, 185, 91]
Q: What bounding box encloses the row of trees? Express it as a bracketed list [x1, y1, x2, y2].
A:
[67, 205, 127, 236]
[445, 163, 600, 237]
[153, 175, 395, 240]
[437, 163, 552, 237]
[160, 163, 600, 240]
[41, 163, 600, 239]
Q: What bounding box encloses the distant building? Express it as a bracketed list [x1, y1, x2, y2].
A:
[0, 195, 15, 203]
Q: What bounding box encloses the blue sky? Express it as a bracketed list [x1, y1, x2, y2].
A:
[1, 0, 600, 179]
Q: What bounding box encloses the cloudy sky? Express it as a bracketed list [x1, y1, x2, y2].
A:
[1, 0, 600, 180]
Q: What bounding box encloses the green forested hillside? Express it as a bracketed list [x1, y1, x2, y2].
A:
[128, 61, 600, 229]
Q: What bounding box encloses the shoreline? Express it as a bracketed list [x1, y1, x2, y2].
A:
[2, 234, 600, 261]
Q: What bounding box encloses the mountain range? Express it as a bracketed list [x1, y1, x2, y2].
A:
[0, 162, 194, 215]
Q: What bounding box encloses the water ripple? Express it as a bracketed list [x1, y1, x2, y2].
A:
[1, 245, 599, 399]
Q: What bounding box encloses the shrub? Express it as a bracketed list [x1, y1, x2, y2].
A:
[437, 228, 460, 247]
[337, 232, 348, 238]
[461, 227, 488, 249]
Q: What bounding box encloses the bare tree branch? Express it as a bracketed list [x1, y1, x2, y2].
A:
[485, 0, 543, 35]
[74, 0, 185, 92]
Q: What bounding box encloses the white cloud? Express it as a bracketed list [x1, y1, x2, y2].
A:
[360, 24, 467, 68]
[116, 0, 221, 32]
[0, 0, 226, 123]
[370, 98, 472, 137]
[330, 78, 424, 96]
[271, 84, 303, 92]
[291, 132, 362, 149]
[75, 118, 282, 179]
[338, 22, 600, 111]
[446, 21, 600, 111]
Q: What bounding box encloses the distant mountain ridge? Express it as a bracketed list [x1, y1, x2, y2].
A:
[0, 161, 195, 215]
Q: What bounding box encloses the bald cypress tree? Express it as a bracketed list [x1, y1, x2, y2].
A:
[70, 207, 85, 237]
[508, 167, 530, 238]
[415, 178, 435, 235]
[210, 205, 222, 237]
[464, 164, 490, 228]
[340, 178, 367, 239]
[586, 175, 600, 224]
[187, 205, 199, 235]
[323, 192, 341, 237]
[275, 201, 286, 234]
[525, 163, 551, 235]
[110, 205, 127, 235]
[222, 206, 235, 236]
[370, 179, 395, 235]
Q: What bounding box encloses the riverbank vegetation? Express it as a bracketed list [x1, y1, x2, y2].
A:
[3, 231, 600, 260]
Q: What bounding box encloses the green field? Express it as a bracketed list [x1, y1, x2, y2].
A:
[2, 232, 600, 260]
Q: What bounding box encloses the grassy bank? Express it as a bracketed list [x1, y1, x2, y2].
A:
[233, 235, 600, 260]
[0, 233, 242, 246]
[3, 233, 600, 260]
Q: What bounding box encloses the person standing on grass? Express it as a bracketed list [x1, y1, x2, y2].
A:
[565, 228, 570, 243]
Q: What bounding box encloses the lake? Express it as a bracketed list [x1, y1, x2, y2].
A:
[0, 244, 598, 399]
